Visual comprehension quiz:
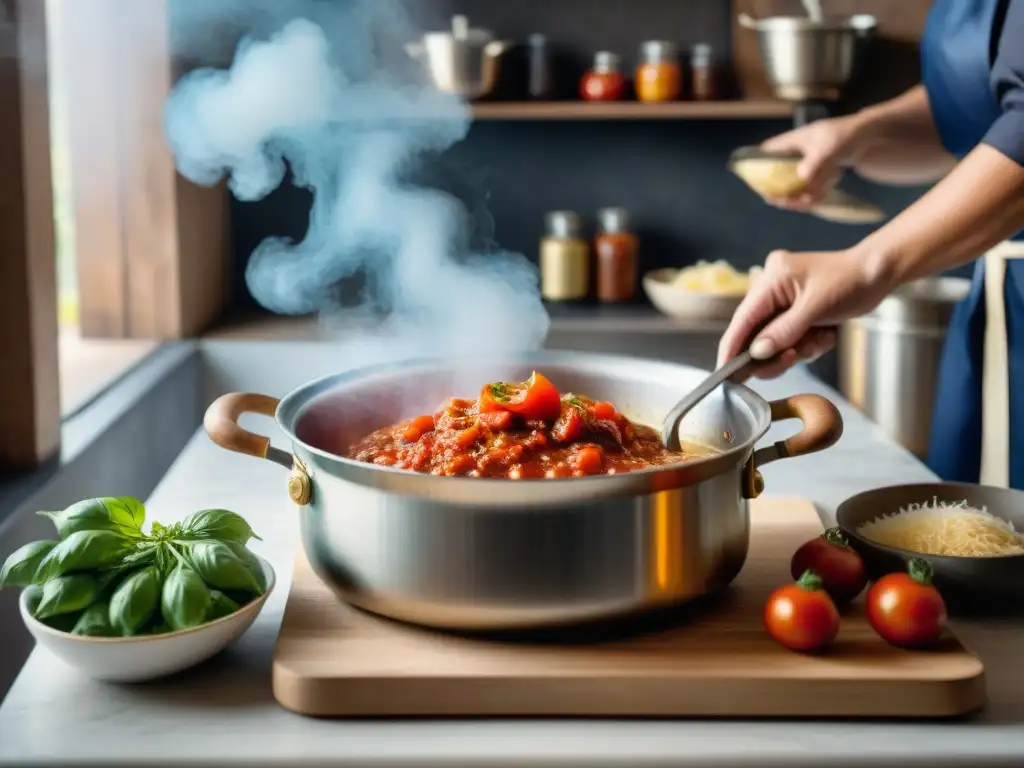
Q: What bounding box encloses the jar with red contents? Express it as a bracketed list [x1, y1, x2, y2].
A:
[635, 40, 682, 103]
[594, 207, 639, 303]
[580, 51, 627, 102]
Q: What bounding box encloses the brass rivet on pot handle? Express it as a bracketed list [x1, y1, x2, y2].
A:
[742, 456, 765, 499]
[288, 456, 312, 506]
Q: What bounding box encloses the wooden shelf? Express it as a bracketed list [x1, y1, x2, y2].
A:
[470, 100, 793, 120]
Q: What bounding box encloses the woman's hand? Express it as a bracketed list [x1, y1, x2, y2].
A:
[760, 115, 868, 212]
[717, 248, 896, 379]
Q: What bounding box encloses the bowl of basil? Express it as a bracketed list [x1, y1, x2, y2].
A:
[2, 497, 275, 682]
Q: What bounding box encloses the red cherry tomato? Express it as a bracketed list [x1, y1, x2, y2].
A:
[764, 570, 840, 653]
[478, 371, 562, 421]
[866, 557, 947, 648]
[790, 527, 868, 606]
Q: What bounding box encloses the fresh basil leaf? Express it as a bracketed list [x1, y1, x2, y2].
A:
[144, 620, 173, 635]
[95, 569, 124, 599]
[152, 543, 173, 576]
[35, 574, 98, 619]
[0, 540, 58, 588]
[119, 543, 158, 570]
[207, 589, 241, 620]
[110, 497, 146, 533]
[222, 541, 268, 594]
[109, 566, 161, 636]
[220, 589, 256, 608]
[43, 611, 83, 633]
[183, 540, 262, 594]
[161, 566, 210, 631]
[22, 584, 43, 616]
[72, 602, 117, 637]
[38, 499, 139, 540]
[181, 509, 262, 544]
[35, 530, 131, 582]
[150, 521, 167, 537]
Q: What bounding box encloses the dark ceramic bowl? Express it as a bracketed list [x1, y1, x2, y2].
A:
[836, 482, 1024, 614]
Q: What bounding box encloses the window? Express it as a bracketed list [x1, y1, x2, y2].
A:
[1, 0, 229, 469]
[46, 1, 159, 415]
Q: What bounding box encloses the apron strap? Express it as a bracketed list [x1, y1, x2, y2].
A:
[926, 260, 986, 483]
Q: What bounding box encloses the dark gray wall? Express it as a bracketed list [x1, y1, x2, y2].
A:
[229, 118, 933, 312]
[204, 0, 952, 313]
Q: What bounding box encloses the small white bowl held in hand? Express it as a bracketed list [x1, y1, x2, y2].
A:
[642, 268, 746, 321]
[19, 555, 275, 683]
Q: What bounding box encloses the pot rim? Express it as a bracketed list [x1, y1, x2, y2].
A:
[749, 13, 878, 33]
[272, 351, 773, 503]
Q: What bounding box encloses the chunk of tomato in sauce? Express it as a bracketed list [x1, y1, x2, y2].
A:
[401, 414, 435, 443]
[478, 371, 562, 421]
[570, 446, 604, 475]
[478, 410, 513, 430]
[589, 401, 617, 420]
[552, 404, 583, 443]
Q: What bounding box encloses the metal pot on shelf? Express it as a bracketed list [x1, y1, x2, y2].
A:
[838, 277, 971, 458]
[203, 351, 843, 632]
[738, 12, 877, 102]
[405, 14, 512, 100]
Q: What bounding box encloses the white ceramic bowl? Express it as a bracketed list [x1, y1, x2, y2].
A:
[19, 554, 275, 682]
[642, 268, 746, 321]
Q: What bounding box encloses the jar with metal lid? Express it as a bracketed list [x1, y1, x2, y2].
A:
[540, 211, 590, 302]
[580, 51, 627, 101]
[635, 40, 682, 102]
[594, 208, 639, 303]
[690, 43, 718, 101]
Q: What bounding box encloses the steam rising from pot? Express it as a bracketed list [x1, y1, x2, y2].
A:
[164, 2, 549, 360]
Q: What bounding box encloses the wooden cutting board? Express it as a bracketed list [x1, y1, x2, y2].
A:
[272, 498, 986, 718]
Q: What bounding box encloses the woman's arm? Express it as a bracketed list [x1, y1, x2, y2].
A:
[858, 144, 1024, 285]
[846, 85, 957, 185]
[758, 85, 954, 210]
[719, 0, 1024, 370]
[860, 0, 1024, 283]
[717, 144, 1024, 370]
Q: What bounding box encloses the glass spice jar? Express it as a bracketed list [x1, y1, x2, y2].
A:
[594, 207, 639, 303]
[540, 211, 590, 302]
[635, 40, 682, 103]
[580, 51, 627, 102]
[690, 43, 718, 101]
[526, 33, 554, 100]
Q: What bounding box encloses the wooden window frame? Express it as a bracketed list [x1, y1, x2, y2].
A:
[52, 0, 231, 340]
[1, 0, 230, 471]
[0, 0, 60, 469]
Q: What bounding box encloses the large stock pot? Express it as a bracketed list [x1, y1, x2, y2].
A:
[204, 352, 843, 631]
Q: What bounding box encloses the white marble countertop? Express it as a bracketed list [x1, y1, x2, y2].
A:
[2, 366, 1023, 767]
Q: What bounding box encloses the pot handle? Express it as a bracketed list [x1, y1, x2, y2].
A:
[753, 394, 843, 467]
[204, 392, 293, 470]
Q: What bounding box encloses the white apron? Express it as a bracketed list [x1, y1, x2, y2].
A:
[980, 240, 1024, 486]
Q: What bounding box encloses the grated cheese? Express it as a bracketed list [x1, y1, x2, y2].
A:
[856, 496, 1024, 557]
[669, 260, 761, 296]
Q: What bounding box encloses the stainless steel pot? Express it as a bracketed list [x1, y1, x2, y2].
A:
[405, 14, 512, 100]
[204, 352, 843, 631]
[839, 277, 971, 458]
[738, 13, 877, 102]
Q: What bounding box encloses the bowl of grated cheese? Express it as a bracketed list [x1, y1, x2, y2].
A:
[643, 262, 762, 320]
[837, 482, 1024, 612]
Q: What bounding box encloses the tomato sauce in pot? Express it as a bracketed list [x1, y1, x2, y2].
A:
[345, 371, 701, 479]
